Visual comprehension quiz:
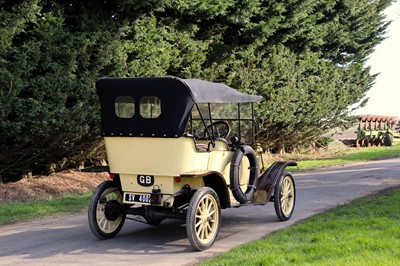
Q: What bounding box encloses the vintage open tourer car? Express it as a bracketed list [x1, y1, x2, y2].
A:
[88, 76, 296, 250]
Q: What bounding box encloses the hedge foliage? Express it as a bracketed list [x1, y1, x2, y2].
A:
[0, 0, 392, 180]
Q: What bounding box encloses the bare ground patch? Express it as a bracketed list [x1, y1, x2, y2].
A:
[0, 170, 108, 204]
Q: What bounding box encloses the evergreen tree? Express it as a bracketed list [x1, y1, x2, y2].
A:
[0, 0, 392, 179]
[0, 1, 121, 179]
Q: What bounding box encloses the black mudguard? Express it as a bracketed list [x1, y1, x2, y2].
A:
[253, 161, 297, 204]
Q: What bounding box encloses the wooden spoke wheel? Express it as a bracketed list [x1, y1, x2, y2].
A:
[88, 181, 126, 239]
[274, 172, 296, 221]
[186, 187, 221, 250]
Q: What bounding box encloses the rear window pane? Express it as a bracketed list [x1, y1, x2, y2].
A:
[140, 96, 161, 118]
[115, 96, 135, 118]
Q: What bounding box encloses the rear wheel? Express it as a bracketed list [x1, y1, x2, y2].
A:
[274, 172, 296, 221]
[88, 180, 126, 239]
[186, 187, 221, 251]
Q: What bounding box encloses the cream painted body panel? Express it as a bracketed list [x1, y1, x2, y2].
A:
[105, 137, 210, 176]
[105, 137, 251, 206]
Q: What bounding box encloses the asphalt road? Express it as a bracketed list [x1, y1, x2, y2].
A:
[1, 157, 399, 266]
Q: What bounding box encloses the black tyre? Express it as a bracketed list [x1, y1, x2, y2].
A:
[230, 145, 259, 204]
[274, 172, 296, 221]
[186, 187, 221, 251]
[384, 133, 393, 146]
[88, 180, 126, 239]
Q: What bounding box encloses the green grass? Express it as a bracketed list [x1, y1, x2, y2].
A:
[284, 141, 400, 171]
[200, 187, 400, 266]
[0, 193, 91, 225]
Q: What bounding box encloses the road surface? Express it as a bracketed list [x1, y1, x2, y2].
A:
[1, 157, 399, 266]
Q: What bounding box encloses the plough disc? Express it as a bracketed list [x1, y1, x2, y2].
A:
[355, 115, 398, 147]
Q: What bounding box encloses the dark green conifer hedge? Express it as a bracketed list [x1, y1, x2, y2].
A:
[0, 0, 392, 180]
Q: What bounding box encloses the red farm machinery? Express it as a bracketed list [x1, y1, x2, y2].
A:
[356, 115, 400, 147]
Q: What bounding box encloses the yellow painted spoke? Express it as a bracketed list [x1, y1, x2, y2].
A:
[207, 205, 212, 214]
[206, 199, 213, 212]
[195, 219, 203, 227]
[200, 225, 205, 240]
[199, 202, 205, 215]
[204, 226, 210, 239]
[100, 217, 107, 230]
[206, 223, 212, 232]
[196, 221, 203, 231]
[208, 209, 215, 217]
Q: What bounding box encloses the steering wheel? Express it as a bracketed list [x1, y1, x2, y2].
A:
[203, 121, 231, 139]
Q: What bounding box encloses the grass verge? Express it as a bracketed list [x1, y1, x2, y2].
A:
[200, 187, 400, 266]
[278, 141, 400, 171]
[0, 193, 91, 226]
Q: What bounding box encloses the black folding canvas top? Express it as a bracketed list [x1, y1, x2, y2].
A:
[96, 76, 262, 137]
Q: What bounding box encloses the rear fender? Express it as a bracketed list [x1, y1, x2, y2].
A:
[203, 173, 230, 209]
[181, 171, 230, 209]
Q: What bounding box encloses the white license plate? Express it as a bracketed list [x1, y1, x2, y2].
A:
[125, 193, 151, 203]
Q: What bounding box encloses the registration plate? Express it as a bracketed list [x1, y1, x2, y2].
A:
[125, 193, 151, 204]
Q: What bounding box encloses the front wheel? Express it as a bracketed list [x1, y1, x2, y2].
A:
[186, 187, 221, 251]
[88, 180, 126, 239]
[274, 172, 296, 221]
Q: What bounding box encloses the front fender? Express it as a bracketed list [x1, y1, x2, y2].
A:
[253, 161, 297, 204]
